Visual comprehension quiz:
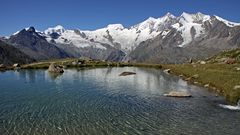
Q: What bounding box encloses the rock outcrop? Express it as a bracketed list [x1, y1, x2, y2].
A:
[48, 63, 64, 73]
[7, 27, 70, 60]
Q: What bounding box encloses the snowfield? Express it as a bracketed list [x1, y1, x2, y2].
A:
[14, 12, 240, 53]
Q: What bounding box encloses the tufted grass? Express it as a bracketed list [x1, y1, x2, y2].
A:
[162, 64, 240, 104]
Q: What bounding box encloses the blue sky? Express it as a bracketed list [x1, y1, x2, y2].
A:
[0, 0, 240, 36]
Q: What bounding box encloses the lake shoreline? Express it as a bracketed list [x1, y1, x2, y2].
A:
[1, 58, 239, 104]
[162, 64, 240, 104]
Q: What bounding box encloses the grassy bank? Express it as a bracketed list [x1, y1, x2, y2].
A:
[21, 58, 162, 69]
[162, 64, 240, 104]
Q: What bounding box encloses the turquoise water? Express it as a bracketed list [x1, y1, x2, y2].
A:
[0, 67, 239, 135]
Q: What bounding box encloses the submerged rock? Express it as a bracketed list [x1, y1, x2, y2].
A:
[48, 63, 64, 73]
[119, 72, 136, 76]
[164, 91, 192, 98]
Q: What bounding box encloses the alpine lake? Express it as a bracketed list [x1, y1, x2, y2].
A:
[0, 67, 239, 135]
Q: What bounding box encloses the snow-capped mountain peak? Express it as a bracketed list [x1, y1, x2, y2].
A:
[179, 12, 210, 23]
[164, 12, 176, 18]
[180, 12, 194, 22]
[106, 24, 124, 30]
[196, 12, 211, 22]
[14, 12, 240, 54]
[12, 27, 31, 36]
[214, 15, 240, 27]
[132, 13, 176, 32]
[134, 17, 159, 30]
[175, 12, 212, 47]
[44, 25, 65, 35]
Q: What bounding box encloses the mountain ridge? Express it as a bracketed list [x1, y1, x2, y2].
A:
[0, 40, 35, 65]
[2, 12, 240, 63]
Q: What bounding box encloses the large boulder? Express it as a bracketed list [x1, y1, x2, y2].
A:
[13, 63, 20, 68]
[164, 91, 192, 98]
[225, 58, 236, 64]
[48, 63, 64, 73]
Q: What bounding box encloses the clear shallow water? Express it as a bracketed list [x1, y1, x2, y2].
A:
[0, 67, 239, 135]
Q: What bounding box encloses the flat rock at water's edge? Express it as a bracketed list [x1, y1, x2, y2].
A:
[119, 72, 136, 76]
[164, 91, 192, 98]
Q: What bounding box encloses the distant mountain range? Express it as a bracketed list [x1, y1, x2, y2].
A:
[1, 12, 240, 65]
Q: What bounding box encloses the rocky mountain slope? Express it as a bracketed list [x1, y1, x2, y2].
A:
[3, 12, 240, 63]
[128, 13, 240, 63]
[0, 40, 35, 65]
[7, 27, 70, 60]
